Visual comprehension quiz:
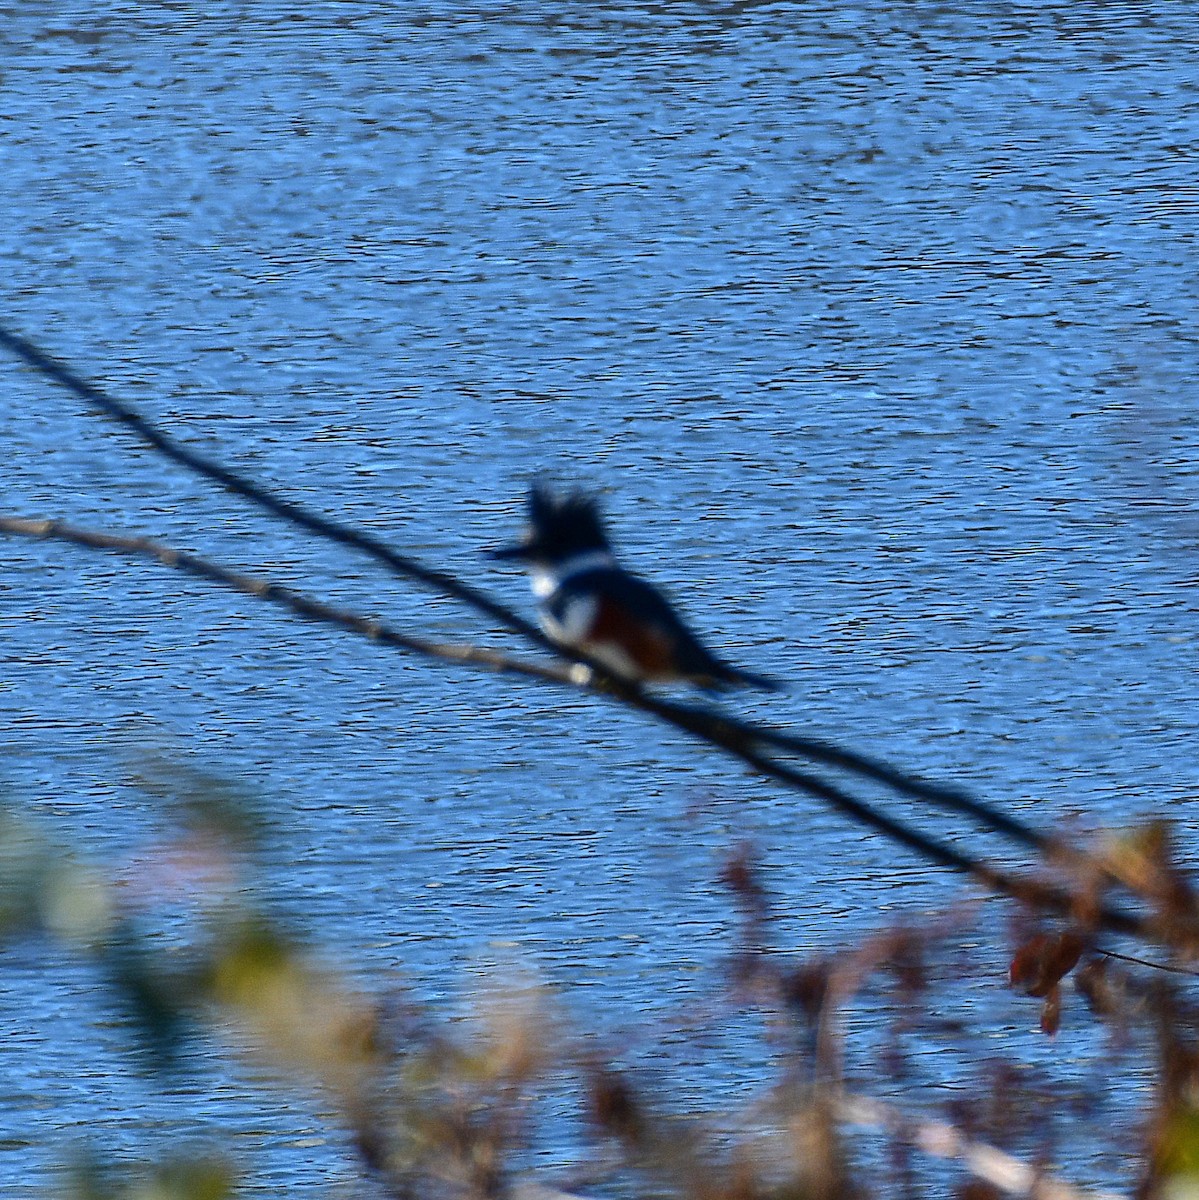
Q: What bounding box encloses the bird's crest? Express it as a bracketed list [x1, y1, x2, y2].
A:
[526, 482, 611, 556]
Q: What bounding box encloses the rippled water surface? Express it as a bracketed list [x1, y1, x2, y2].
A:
[3, 3, 1198, 1195]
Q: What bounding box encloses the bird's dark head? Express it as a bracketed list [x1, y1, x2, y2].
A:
[492, 482, 611, 566]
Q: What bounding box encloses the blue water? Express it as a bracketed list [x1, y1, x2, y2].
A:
[2, 3, 1197, 1195]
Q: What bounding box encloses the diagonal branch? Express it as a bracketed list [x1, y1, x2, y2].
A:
[0, 516, 573, 688]
[0, 514, 1149, 939]
[0, 325, 549, 651]
[642, 697, 1053, 855]
[0, 327, 1075, 859]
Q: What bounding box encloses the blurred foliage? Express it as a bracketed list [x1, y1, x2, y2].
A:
[64, 1153, 235, 1200]
[6, 776, 1199, 1200]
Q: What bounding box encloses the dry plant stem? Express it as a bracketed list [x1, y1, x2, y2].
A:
[508, 1184, 592, 1200]
[812, 923, 957, 1090]
[837, 1093, 1122, 1200]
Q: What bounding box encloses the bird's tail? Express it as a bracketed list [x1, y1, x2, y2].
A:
[704, 662, 786, 693]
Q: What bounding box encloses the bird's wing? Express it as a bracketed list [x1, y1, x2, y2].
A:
[560, 567, 728, 676]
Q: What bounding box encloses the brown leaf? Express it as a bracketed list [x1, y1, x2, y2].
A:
[1009, 931, 1084, 998]
[782, 960, 831, 1022]
[1040, 985, 1063, 1036]
[720, 844, 770, 920]
[955, 1181, 1004, 1200]
[590, 1069, 643, 1145]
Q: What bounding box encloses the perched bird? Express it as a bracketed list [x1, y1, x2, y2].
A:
[492, 483, 781, 691]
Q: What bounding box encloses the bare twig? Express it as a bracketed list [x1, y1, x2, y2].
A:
[0, 325, 550, 651]
[0, 325, 1078, 861]
[729, 722, 1051, 854]
[0, 513, 1150, 938]
[0, 516, 574, 689]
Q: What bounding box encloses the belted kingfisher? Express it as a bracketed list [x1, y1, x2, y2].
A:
[492, 483, 781, 691]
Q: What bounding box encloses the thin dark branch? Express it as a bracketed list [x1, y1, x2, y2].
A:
[0, 326, 1059, 859]
[0, 516, 574, 689]
[1096, 948, 1199, 979]
[625, 689, 1146, 936]
[710, 720, 1049, 854]
[0, 325, 550, 652]
[0, 514, 1150, 939]
[0, 329, 1164, 938]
